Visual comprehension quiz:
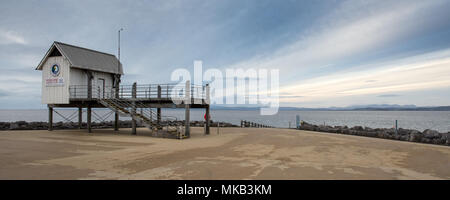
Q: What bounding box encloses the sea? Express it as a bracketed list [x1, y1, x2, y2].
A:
[1, 109, 449, 132]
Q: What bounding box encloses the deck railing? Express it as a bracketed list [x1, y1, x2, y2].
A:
[69, 82, 208, 103]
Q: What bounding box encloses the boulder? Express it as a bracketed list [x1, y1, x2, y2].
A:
[398, 128, 410, 136]
[352, 126, 364, 131]
[409, 130, 422, 142]
[364, 127, 374, 132]
[421, 138, 432, 144]
[365, 131, 376, 137]
[9, 122, 19, 130]
[385, 129, 396, 135]
[399, 135, 409, 141]
[446, 133, 450, 145]
[423, 129, 440, 139]
[342, 129, 350, 134]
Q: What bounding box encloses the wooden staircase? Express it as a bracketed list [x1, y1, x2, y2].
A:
[98, 98, 183, 135]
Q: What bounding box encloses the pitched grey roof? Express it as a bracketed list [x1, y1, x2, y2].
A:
[36, 41, 123, 75]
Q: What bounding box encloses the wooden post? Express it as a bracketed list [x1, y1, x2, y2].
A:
[114, 80, 119, 131]
[157, 85, 161, 128]
[87, 105, 92, 133]
[132, 82, 137, 135]
[217, 122, 220, 134]
[205, 104, 210, 135]
[87, 71, 93, 99]
[205, 83, 210, 104]
[78, 106, 82, 129]
[114, 112, 119, 131]
[205, 84, 210, 135]
[48, 105, 53, 131]
[185, 81, 191, 137]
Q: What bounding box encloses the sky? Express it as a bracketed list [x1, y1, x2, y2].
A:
[1, 0, 450, 109]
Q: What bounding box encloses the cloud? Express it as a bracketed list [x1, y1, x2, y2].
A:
[0, 89, 10, 97]
[279, 49, 450, 103]
[378, 94, 400, 98]
[226, 0, 447, 81]
[1, 0, 450, 108]
[279, 95, 304, 99]
[214, 0, 450, 107]
[0, 30, 27, 45]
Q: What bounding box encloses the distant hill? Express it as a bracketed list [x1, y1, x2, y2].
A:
[211, 105, 450, 111]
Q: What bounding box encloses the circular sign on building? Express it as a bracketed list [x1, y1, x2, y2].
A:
[51, 64, 60, 76]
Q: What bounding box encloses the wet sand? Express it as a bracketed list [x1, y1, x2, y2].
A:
[0, 127, 449, 180]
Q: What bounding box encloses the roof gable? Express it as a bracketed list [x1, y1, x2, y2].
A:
[36, 41, 123, 75]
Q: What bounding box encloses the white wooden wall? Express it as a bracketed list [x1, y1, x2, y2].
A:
[91, 71, 114, 94]
[69, 68, 88, 86]
[42, 57, 115, 104]
[41, 56, 70, 104]
[69, 68, 114, 98]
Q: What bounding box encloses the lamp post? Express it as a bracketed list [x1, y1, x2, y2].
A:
[114, 28, 123, 131]
[118, 28, 123, 69]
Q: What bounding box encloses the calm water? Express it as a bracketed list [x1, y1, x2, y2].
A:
[0, 109, 449, 132]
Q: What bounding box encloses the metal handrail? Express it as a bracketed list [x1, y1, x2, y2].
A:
[69, 83, 207, 100]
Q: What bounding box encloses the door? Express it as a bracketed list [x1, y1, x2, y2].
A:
[97, 78, 105, 98]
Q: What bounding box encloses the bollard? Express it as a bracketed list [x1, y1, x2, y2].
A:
[217, 122, 220, 134]
[395, 120, 398, 135]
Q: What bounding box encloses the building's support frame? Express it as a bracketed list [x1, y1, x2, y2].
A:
[205, 84, 210, 135]
[205, 104, 210, 135]
[114, 75, 120, 131]
[87, 105, 92, 133]
[86, 70, 94, 133]
[48, 105, 53, 131]
[131, 82, 137, 135]
[78, 106, 82, 129]
[185, 81, 191, 137]
[157, 85, 162, 129]
[48, 80, 210, 137]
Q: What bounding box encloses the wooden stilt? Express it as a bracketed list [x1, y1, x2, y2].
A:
[205, 84, 210, 135]
[185, 81, 191, 137]
[78, 106, 82, 129]
[114, 112, 119, 131]
[157, 85, 162, 129]
[48, 105, 53, 131]
[205, 104, 210, 135]
[185, 104, 190, 137]
[131, 82, 137, 135]
[114, 82, 120, 131]
[87, 105, 92, 133]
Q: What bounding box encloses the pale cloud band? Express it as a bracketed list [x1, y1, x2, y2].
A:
[280, 49, 450, 103]
[0, 29, 27, 45]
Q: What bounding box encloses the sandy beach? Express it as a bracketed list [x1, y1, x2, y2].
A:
[0, 127, 449, 180]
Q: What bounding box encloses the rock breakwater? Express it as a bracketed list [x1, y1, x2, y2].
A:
[299, 121, 450, 146]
